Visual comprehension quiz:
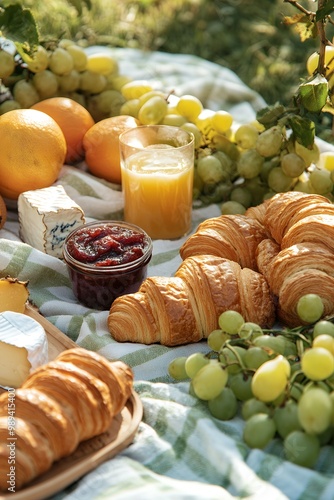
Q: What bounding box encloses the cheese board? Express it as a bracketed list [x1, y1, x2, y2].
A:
[0, 303, 143, 500]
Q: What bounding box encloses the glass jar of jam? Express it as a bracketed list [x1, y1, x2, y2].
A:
[63, 220, 153, 310]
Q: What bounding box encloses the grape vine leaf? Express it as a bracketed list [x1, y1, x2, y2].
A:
[287, 115, 315, 148]
[283, 13, 317, 42]
[315, 0, 334, 21]
[298, 74, 328, 113]
[0, 4, 38, 58]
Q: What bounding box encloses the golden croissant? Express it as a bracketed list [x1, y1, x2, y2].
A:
[179, 214, 269, 271]
[255, 192, 334, 326]
[0, 348, 133, 492]
[108, 254, 275, 346]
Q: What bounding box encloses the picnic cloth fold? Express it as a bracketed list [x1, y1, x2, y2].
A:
[1, 49, 334, 499]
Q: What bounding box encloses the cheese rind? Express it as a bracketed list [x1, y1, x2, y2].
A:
[0, 311, 48, 388]
[18, 185, 85, 259]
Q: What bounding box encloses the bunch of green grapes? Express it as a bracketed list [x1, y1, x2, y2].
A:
[168, 294, 334, 468]
[116, 79, 334, 210]
[0, 39, 126, 120]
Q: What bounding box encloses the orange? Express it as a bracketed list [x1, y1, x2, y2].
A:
[0, 109, 66, 200]
[82, 115, 140, 184]
[0, 195, 7, 229]
[31, 97, 95, 164]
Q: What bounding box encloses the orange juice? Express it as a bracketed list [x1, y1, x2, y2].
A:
[122, 147, 193, 239]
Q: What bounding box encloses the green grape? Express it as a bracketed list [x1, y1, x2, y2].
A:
[208, 387, 238, 420]
[58, 69, 81, 93]
[244, 346, 270, 370]
[237, 149, 264, 179]
[33, 69, 59, 98]
[87, 89, 125, 121]
[313, 320, 334, 338]
[26, 44, 49, 73]
[120, 80, 154, 100]
[0, 49, 15, 79]
[48, 47, 74, 75]
[301, 347, 334, 381]
[241, 176, 268, 206]
[195, 108, 215, 133]
[230, 186, 253, 209]
[281, 152, 306, 178]
[294, 140, 320, 167]
[251, 355, 290, 403]
[329, 391, 334, 425]
[207, 329, 229, 352]
[273, 399, 302, 439]
[176, 94, 203, 121]
[253, 334, 286, 356]
[168, 356, 188, 380]
[219, 345, 246, 374]
[255, 126, 283, 158]
[238, 322, 263, 340]
[184, 352, 210, 379]
[0, 100, 21, 115]
[162, 114, 187, 127]
[268, 167, 295, 192]
[86, 52, 118, 76]
[297, 293, 324, 323]
[138, 95, 168, 125]
[293, 179, 313, 194]
[211, 133, 240, 161]
[309, 168, 334, 194]
[243, 413, 276, 449]
[312, 334, 334, 355]
[221, 200, 246, 215]
[298, 387, 332, 434]
[138, 90, 166, 106]
[107, 74, 132, 91]
[284, 430, 320, 468]
[211, 110, 233, 134]
[119, 98, 141, 118]
[307, 46, 334, 75]
[13, 79, 40, 108]
[180, 122, 202, 149]
[234, 123, 259, 149]
[79, 70, 107, 94]
[196, 155, 226, 184]
[241, 397, 270, 420]
[192, 360, 228, 400]
[317, 426, 333, 446]
[228, 371, 253, 401]
[65, 44, 88, 72]
[218, 310, 245, 335]
[58, 38, 75, 49]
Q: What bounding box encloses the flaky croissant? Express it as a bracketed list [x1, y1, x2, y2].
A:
[262, 191, 333, 244]
[256, 238, 334, 325]
[108, 254, 275, 346]
[0, 348, 133, 492]
[179, 214, 268, 271]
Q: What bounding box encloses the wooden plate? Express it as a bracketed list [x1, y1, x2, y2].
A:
[0, 304, 143, 500]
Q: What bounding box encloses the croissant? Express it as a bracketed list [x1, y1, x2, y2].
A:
[256, 194, 334, 326]
[179, 214, 268, 271]
[0, 348, 133, 492]
[262, 191, 332, 244]
[108, 254, 275, 346]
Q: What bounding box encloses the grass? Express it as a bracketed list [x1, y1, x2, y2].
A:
[17, 0, 329, 107]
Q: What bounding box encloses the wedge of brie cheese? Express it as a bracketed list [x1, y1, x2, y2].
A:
[0, 311, 48, 389]
[18, 185, 85, 259]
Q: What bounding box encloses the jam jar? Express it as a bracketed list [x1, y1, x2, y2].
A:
[63, 220, 153, 310]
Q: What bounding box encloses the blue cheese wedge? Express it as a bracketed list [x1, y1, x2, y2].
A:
[18, 185, 86, 259]
[0, 311, 48, 389]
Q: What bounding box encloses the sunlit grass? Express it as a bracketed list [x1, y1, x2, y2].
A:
[17, 0, 322, 106]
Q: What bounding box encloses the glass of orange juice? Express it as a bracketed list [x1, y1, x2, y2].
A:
[119, 125, 194, 240]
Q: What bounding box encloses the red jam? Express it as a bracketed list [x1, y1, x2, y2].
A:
[63, 221, 152, 310]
